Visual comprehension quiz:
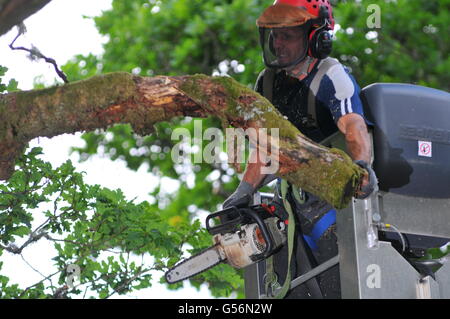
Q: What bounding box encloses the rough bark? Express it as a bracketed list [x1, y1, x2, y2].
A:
[0, 0, 51, 36]
[0, 72, 364, 209]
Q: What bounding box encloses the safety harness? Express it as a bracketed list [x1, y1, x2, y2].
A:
[262, 57, 340, 128]
[261, 57, 340, 298]
[303, 209, 337, 252]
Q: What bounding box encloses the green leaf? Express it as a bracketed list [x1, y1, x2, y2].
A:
[12, 226, 30, 237]
[6, 79, 19, 92]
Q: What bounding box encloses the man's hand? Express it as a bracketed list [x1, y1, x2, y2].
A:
[223, 180, 255, 208]
[223, 149, 272, 209]
[354, 160, 378, 199]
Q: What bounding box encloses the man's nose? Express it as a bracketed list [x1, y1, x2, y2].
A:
[273, 37, 284, 50]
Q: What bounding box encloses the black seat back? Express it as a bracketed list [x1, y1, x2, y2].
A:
[361, 83, 450, 198]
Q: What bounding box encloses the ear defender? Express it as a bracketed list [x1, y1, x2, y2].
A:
[308, 27, 333, 59]
[308, 5, 333, 59]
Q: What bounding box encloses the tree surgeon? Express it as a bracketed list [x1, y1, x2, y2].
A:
[223, 0, 378, 298]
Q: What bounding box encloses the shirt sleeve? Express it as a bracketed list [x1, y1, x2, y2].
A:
[315, 63, 366, 124]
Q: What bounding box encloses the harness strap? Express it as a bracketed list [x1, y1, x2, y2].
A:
[307, 57, 340, 126]
[272, 179, 296, 299]
[262, 68, 276, 103]
[263, 254, 280, 296]
[262, 179, 295, 299]
[302, 209, 337, 252]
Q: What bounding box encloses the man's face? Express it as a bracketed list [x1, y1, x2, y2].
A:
[271, 27, 307, 66]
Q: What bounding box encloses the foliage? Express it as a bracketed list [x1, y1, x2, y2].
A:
[332, 0, 449, 91]
[62, 0, 267, 85]
[0, 66, 18, 93]
[1, 0, 449, 299]
[0, 147, 239, 298]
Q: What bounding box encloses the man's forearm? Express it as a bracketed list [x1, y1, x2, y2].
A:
[345, 127, 371, 163]
[338, 114, 372, 164]
[242, 156, 267, 188]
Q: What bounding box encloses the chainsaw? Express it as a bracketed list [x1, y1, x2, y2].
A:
[165, 199, 287, 284]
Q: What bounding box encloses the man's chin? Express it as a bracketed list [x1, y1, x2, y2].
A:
[276, 57, 290, 65]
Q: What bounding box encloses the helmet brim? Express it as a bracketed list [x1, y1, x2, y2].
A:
[256, 3, 315, 28]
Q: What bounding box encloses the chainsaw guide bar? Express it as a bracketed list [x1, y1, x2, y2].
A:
[165, 243, 226, 284]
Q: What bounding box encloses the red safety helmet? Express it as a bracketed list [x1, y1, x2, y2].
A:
[272, 0, 335, 30]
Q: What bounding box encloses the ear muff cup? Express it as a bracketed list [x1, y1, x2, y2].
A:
[309, 28, 333, 59]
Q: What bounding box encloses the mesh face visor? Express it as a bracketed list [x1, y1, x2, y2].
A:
[259, 25, 310, 69]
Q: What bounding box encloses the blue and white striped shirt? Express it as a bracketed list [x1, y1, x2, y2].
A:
[255, 59, 367, 142]
[315, 61, 365, 123]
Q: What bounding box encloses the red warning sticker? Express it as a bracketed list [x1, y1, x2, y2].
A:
[418, 141, 432, 157]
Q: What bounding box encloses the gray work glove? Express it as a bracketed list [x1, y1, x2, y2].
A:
[223, 180, 255, 209]
[258, 174, 277, 188]
[354, 160, 378, 199]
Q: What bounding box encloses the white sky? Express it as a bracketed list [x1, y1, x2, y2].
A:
[0, 0, 214, 299]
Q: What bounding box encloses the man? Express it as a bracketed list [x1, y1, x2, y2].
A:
[224, 0, 377, 298]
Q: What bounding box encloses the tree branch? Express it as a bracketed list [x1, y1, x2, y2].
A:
[1, 230, 47, 254]
[0, 0, 52, 36]
[103, 267, 153, 299]
[0, 72, 364, 208]
[20, 254, 47, 278]
[8, 27, 69, 83]
[18, 269, 60, 298]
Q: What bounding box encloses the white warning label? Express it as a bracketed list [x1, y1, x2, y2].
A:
[418, 141, 432, 157]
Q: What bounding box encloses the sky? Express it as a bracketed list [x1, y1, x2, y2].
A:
[0, 0, 213, 299]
